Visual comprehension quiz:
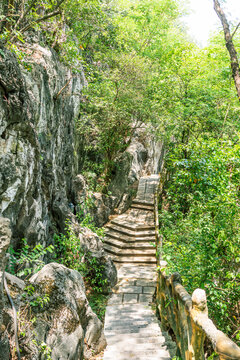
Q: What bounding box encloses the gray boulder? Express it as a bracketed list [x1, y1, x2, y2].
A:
[30, 262, 106, 360]
[72, 223, 117, 291]
[109, 127, 164, 214]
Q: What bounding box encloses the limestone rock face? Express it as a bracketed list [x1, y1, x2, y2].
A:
[72, 223, 117, 291]
[30, 263, 106, 360]
[109, 128, 164, 213]
[88, 192, 118, 227]
[0, 44, 85, 247]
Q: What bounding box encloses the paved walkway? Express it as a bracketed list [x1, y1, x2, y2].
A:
[103, 175, 160, 264]
[103, 175, 176, 360]
[103, 265, 176, 360]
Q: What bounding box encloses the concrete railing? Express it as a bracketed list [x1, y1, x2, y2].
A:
[156, 268, 240, 360]
[154, 172, 240, 360]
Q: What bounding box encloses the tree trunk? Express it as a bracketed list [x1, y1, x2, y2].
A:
[213, 0, 240, 101]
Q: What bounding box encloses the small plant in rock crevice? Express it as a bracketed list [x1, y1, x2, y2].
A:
[77, 209, 105, 238]
[5, 239, 54, 359]
[7, 238, 54, 280]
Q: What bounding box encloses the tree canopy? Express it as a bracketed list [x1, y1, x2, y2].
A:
[1, 0, 240, 345]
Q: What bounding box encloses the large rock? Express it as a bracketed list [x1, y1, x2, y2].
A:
[72, 223, 117, 291]
[29, 263, 106, 360]
[109, 127, 164, 213]
[0, 43, 85, 247]
[73, 174, 118, 227]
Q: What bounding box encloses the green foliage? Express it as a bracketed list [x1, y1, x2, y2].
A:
[76, 0, 185, 183]
[160, 137, 240, 342]
[87, 292, 109, 321]
[22, 284, 50, 308]
[76, 194, 105, 237]
[54, 223, 84, 271]
[77, 211, 105, 238]
[39, 342, 52, 360]
[7, 238, 54, 280]
[2, 0, 240, 345]
[54, 221, 108, 293]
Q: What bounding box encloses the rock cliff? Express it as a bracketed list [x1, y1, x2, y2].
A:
[0, 42, 85, 247]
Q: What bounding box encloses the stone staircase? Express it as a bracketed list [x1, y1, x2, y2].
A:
[102, 175, 176, 360]
[103, 175, 160, 265]
[103, 265, 176, 360]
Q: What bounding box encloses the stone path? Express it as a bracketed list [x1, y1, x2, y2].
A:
[102, 175, 176, 360]
[103, 175, 160, 264]
[103, 265, 176, 360]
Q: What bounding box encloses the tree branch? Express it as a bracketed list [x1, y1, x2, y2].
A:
[213, 0, 240, 101]
[15, 9, 61, 37]
[232, 21, 240, 39]
[11, 0, 38, 33]
[54, 77, 72, 100]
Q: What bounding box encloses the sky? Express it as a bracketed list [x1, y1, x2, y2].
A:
[184, 0, 240, 47]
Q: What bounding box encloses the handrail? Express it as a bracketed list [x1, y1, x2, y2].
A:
[153, 169, 166, 266]
[153, 170, 240, 360]
[156, 268, 240, 360]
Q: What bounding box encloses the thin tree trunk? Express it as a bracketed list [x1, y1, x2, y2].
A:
[213, 0, 240, 101]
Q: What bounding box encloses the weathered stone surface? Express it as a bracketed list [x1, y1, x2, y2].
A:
[123, 293, 138, 303]
[71, 222, 117, 291]
[5, 272, 25, 291]
[0, 44, 85, 247]
[143, 286, 156, 295]
[108, 129, 164, 214]
[29, 263, 106, 360]
[103, 264, 176, 360]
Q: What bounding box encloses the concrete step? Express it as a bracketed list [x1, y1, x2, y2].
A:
[110, 255, 156, 264]
[106, 223, 155, 238]
[132, 199, 155, 207]
[104, 243, 156, 256]
[104, 229, 155, 243]
[105, 303, 157, 316]
[103, 348, 170, 359]
[106, 334, 167, 345]
[103, 341, 168, 350]
[131, 203, 154, 211]
[103, 237, 155, 249]
[111, 219, 155, 231]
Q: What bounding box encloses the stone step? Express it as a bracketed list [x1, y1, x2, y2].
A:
[110, 255, 156, 264]
[106, 334, 167, 345]
[131, 203, 154, 211]
[104, 338, 169, 350]
[111, 219, 155, 231]
[104, 229, 155, 243]
[105, 319, 159, 331]
[132, 199, 155, 207]
[116, 265, 157, 280]
[105, 304, 157, 316]
[104, 327, 163, 336]
[104, 355, 170, 360]
[106, 223, 155, 238]
[104, 243, 156, 256]
[103, 348, 170, 359]
[103, 236, 155, 249]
